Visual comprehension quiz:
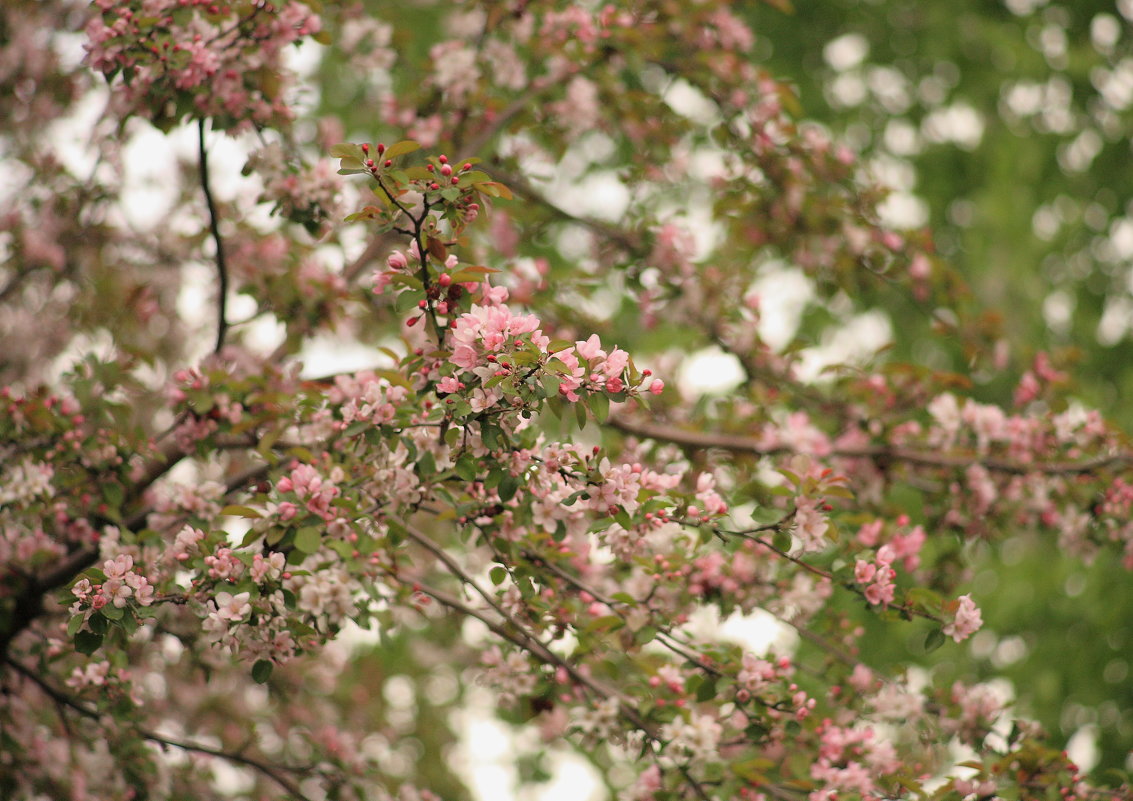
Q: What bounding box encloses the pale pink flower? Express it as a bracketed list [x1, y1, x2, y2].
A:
[214, 591, 252, 622]
[943, 594, 983, 642]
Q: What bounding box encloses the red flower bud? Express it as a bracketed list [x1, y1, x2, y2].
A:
[438, 154, 448, 164]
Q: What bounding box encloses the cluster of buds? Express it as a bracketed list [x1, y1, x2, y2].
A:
[423, 154, 475, 188]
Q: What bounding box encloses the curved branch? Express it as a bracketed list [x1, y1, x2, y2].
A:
[4, 657, 312, 800]
[198, 119, 230, 353]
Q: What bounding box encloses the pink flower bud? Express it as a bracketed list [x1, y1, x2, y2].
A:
[649, 379, 664, 395]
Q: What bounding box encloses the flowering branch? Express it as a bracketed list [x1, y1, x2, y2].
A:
[610, 415, 1133, 475]
[4, 657, 313, 800]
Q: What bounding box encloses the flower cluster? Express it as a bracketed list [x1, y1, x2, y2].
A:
[84, 0, 324, 131]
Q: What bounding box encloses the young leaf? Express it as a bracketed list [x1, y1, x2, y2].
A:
[383, 140, 421, 159]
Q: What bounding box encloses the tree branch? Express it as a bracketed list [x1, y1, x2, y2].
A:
[4, 657, 312, 800]
[198, 119, 229, 353]
[485, 165, 645, 254]
[609, 415, 1133, 476]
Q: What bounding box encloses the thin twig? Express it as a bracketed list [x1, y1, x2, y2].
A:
[4, 657, 312, 799]
[198, 119, 229, 353]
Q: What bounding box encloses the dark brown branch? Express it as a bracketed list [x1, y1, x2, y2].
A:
[4, 657, 312, 799]
[198, 119, 230, 353]
[485, 165, 645, 253]
[0, 446, 272, 658]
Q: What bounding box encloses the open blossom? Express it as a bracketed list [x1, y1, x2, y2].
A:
[574, 696, 621, 741]
[214, 591, 252, 622]
[0, 458, 54, 505]
[251, 552, 286, 583]
[793, 497, 829, 553]
[660, 713, 722, 766]
[66, 661, 111, 690]
[449, 303, 549, 371]
[737, 653, 777, 693]
[943, 594, 983, 642]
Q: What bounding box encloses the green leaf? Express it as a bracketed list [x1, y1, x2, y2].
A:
[924, 628, 947, 654]
[461, 170, 491, 184]
[100, 603, 124, 621]
[455, 454, 478, 481]
[489, 565, 507, 586]
[387, 273, 424, 289]
[634, 625, 658, 646]
[477, 181, 513, 200]
[252, 659, 274, 684]
[589, 392, 610, 424]
[294, 526, 321, 555]
[384, 140, 421, 159]
[575, 400, 588, 430]
[394, 290, 421, 312]
[697, 676, 719, 702]
[75, 630, 103, 656]
[101, 482, 124, 510]
[221, 505, 263, 519]
[498, 474, 520, 502]
[330, 143, 363, 159]
[403, 166, 433, 181]
[731, 757, 774, 782]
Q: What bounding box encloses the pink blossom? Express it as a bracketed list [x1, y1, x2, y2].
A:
[943, 594, 983, 642]
[214, 591, 252, 622]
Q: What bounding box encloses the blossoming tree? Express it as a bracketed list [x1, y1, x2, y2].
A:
[1, 1, 1130, 800]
